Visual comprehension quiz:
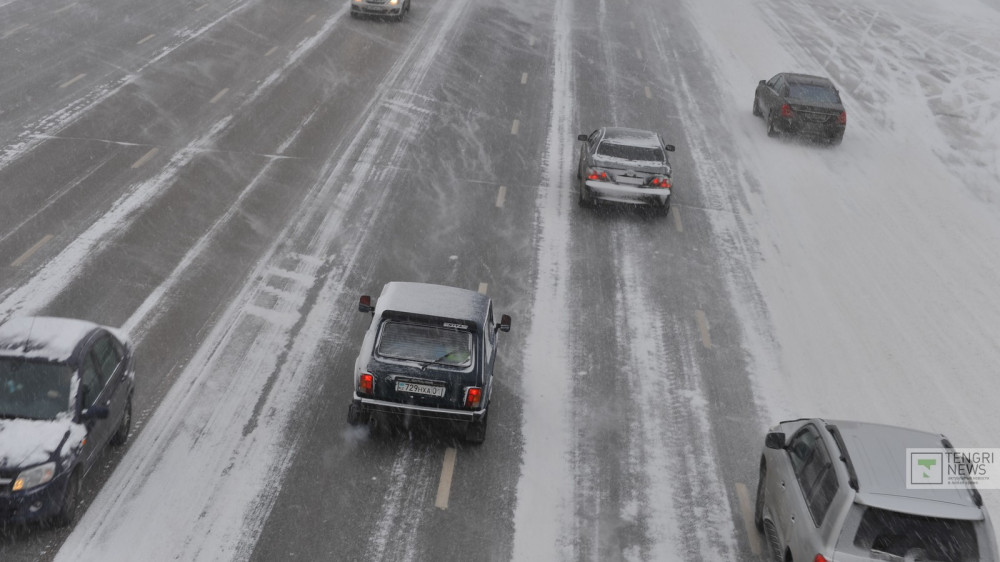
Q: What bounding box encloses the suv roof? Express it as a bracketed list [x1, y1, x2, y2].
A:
[825, 419, 985, 520]
[374, 282, 490, 333]
[0, 316, 99, 363]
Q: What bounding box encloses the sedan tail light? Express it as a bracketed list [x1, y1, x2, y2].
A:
[586, 168, 609, 181]
[837, 111, 847, 125]
[814, 555, 830, 562]
[647, 176, 671, 189]
[780, 104, 795, 119]
[465, 387, 483, 409]
[359, 373, 374, 395]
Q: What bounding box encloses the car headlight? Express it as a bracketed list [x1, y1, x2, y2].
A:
[13, 462, 57, 492]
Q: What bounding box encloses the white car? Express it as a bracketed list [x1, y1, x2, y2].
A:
[350, 0, 410, 21]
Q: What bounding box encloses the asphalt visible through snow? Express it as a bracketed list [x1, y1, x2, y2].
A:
[3, 0, 998, 559]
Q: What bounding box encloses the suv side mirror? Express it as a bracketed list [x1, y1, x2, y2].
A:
[765, 432, 786, 449]
[497, 314, 512, 333]
[577, 134, 588, 141]
[665, 144, 675, 152]
[81, 405, 110, 421]
[759, 79, 766, 87]
[359, 295, 373, 314]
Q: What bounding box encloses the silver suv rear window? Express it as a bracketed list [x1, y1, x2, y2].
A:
[853, 507, 979, 561]
[376, 322, 472, 367]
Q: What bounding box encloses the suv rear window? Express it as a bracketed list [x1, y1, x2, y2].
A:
[376, 322, 473, 367]
[853, 507, 980, 561]
[596, 142, 664, 163]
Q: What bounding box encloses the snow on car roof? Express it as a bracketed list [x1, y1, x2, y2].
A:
[602, 127, 661, 147]
[375, 282, 490, 330]
[0, 316, 100, 362]
[783, 73, 835, 87]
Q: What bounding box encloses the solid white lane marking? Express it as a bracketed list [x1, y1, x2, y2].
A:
[3, 23, 28, 38]
[636, 48, 643, 60]
[735, 483, 763, 555]
[671, 205, 683, 232]
[53, 3, 77, 14]
[131, 147, 159, 169]
[696, 309, 713, 349]
[137, 33, 156, 45]
[209, 87, 229, 104]
[305, 14, 316, 23]
[434, 447, 457, 509]
[265, 46, 278, 57]
[520, 72, 528, 85]
[58, 73, 86, 89]
[511, 119, 519, 135]
[478, 282, 487, 294]
[496, 185, 507, 208]
[11, 235, 54, 267]
[645, 86, 652, 99]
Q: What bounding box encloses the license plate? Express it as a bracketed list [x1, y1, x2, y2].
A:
[396, 381, 446, 397]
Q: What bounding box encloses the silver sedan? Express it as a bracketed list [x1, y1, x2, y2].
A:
[575, 127, 676, 212]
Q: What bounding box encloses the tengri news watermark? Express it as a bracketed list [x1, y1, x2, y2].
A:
[907, 448, 1000, 489]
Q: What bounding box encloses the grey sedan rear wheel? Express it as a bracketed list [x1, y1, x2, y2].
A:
[766, 116, 779, 138]
[753, 97, 762, 117]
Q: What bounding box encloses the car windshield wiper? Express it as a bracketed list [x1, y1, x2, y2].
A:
[420, 351, 462, 371]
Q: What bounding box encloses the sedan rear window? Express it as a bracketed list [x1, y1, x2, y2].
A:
[376, 322, 473, 367]
[853, 507, 980, 561]
[0, 358, 74, 420]
[787, 83, 841, 104]
[596, 142, 664, 163]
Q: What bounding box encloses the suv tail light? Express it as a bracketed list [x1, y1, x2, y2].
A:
[837, 111, 847, 125]
[465, 387, 483, 409]
[647, 176, 671, 189]
[780, 104, 794, 118]
[586, 168, 609, 181]
[359, 373, 374, 395]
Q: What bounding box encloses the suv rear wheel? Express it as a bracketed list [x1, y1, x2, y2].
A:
[754, 457, 766, 532]
[465, 411, 488, 444]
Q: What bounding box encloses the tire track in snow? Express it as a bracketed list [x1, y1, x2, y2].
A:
[55, 0, 475, 558]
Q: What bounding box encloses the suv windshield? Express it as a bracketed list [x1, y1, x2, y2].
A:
[788, 83, 841, 104]
[853, 507, 980, 562]
[376, 322, 473, 367]
[596, 142, 664, 163]
[0, 358, 74, 420]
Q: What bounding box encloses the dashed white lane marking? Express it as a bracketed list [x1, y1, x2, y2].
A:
[3, 24, 28, 39]
[496, 185, 507, 208]
[58, 73, 86, 89]
[11, 235, 54, 267]
[265, 46, 278, 57]
[696, 309, 713, 349]
[636, 48, 643, 60]
[671, 205, 683, 232]
[209, 87, 229, 104]
[520, 72, 528, 84]
[434, 447, 458, 509]
[478, 282, 487, 294]
[645, 86, 652, 99]
[629, 21, 635, 30]
[511, 119, 519, 135]
[53, 3, 77, 14]
[305, 14, 316, 23]
[195, 4, 208, 11]
[734, 482, 763, 555]
[131, 147, 159, 169]
[137, 33, 156, 45]
[529, 35, 535, 46]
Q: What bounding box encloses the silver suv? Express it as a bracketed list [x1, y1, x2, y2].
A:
[755, 418, 999, 562]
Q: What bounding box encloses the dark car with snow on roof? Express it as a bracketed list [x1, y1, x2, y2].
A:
[575, 127, 676, 212]
[348, 282, 511, 444]
[753, 72, 847, 144]
[0, 317, 135, 526]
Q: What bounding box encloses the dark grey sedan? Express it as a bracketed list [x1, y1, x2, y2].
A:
[753, 72, 847, 144]
[576, 127, 676, 212]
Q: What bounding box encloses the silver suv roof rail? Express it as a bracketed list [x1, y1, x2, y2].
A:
[826, 424, 860, 491]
